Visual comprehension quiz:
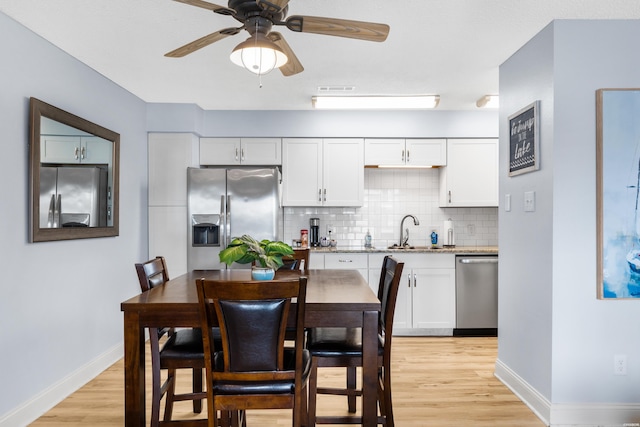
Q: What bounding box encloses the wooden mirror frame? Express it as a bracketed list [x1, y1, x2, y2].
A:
[29, 97, 120, 242]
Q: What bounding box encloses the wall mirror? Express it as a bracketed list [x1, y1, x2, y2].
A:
[29, 97, 120, 242]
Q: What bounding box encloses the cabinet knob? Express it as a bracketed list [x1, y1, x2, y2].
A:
[74, 147, 79, 160]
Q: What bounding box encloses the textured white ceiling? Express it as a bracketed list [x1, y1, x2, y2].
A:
[2, 0, 640, 110]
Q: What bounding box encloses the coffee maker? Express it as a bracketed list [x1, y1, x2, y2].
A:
[310, 218, 320, 247]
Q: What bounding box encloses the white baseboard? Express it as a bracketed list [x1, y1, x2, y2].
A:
[495, 358, 640, 427]
[494, 358, 551, 425]
[0, 343, 123, 427]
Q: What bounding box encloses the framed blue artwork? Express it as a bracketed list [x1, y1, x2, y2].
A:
[597, 88, 640, 299]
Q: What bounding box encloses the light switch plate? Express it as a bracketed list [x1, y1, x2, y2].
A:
[505, 194, 511, 212]
[524, 191, 535, 212]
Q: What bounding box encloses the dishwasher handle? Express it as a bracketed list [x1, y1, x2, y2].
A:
[458, 258, 498, 264]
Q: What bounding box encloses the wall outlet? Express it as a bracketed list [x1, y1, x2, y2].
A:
[467, 224, 476, 236]
[614, 354, 627, 375]
[327, 225, 335, 234]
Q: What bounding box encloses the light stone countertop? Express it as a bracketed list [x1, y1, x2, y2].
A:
[309, 246, 498, 255]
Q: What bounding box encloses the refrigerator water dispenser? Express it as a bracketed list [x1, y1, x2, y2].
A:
[191, 214, 220, 246]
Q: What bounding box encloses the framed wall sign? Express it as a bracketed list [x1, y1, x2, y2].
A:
[508, 101, 540, 177]
[596, 88, 640, 299]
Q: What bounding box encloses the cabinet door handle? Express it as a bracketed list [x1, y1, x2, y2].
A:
[241, 148, 245, 162]
[407, 274, 411, 288]
[74, 147, 79, 160]
[81, 146, 86, 160]
[401, 149, 405, 163]
[318, 188, 322, 202]
[413, 273, 417, 287]
[448, 190, 452, 204]
[406, 150, 410, 163]
[235, 148, 239, 161]
[338, 259, 353, 263]
[323, 188, 327, 202]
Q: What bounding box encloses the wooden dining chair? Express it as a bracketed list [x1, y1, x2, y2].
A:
[306, 255, 404, 427]
[196, 276, 310, 427]
[280, 248, 310, 271]
[135, 256, 206, 427]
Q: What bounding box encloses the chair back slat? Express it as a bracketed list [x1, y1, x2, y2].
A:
[135, 256, 170, 292]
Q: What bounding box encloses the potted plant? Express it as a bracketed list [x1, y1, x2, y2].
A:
[218, 234, 294, 280]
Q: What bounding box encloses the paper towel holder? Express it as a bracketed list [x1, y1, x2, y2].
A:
[443, 218, 455, 248]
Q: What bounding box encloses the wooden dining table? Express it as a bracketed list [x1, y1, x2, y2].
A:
[121, 268, 381, 427]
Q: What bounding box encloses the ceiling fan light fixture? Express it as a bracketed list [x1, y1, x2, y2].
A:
[476, 95, 499, 108]
[312, 95, 440, 110]
[230, 34, 288, 75]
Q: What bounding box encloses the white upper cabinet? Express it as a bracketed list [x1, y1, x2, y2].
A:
[282, 138, 364, 207]
[439, 138, 498, 207]
[41, 135, 112, 165]
[364, 138, 446, 167]
[200, 137, 281, 165]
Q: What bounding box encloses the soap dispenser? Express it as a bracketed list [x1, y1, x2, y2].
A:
[364, 230, 372, 249]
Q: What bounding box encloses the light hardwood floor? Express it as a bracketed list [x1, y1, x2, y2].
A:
[31, 337, 545, 426]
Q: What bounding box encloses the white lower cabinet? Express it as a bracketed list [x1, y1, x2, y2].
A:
[369, 253, 456, 336]
[322, 253, 368, 280]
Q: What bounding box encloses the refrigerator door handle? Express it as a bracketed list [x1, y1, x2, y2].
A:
[54, 194, 61, 228]
[220, 195, 227, 247]
[226, 195, 231, 247]
[47, 194, 56, 228]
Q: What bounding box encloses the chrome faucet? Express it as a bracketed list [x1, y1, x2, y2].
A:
[399, 214, 420, 246]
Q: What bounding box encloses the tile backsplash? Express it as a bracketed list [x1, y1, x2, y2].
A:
[284, 168, 498, 249]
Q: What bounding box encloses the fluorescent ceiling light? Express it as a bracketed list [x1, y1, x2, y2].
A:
[312, 95, 440, 110]
[476, 95, 499, 109]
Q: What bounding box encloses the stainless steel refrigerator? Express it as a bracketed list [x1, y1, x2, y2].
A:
[39, 166, 108, 228]
[187, 167, 283, 270]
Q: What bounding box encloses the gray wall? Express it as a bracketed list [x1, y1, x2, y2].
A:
[498, 20, 640, 426]
[0, 12, 148, 426]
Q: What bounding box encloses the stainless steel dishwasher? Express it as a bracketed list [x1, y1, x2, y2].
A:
[454, 255, 498, 336]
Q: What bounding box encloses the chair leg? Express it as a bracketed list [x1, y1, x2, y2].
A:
[192, 368, 203, 413]
[380, 365, 394, 427]
[163, 368, 177, 421]
[346, 366, 357, 413]
[294, 382, 308, 427]
[307, 358, 319, 427]
[151, 367, 162, 427]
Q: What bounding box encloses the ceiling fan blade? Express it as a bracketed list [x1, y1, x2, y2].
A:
[268, 32, 303, 76]
[285, 15, 389, 42]
[165, 27, 243, 57]
[256, 0, 290, 14]
[172, 0, 235, 16]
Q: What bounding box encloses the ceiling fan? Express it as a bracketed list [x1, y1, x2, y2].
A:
[165, 0, 390, 76]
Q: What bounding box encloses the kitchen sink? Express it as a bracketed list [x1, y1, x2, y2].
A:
[387, 245, 437, 250]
